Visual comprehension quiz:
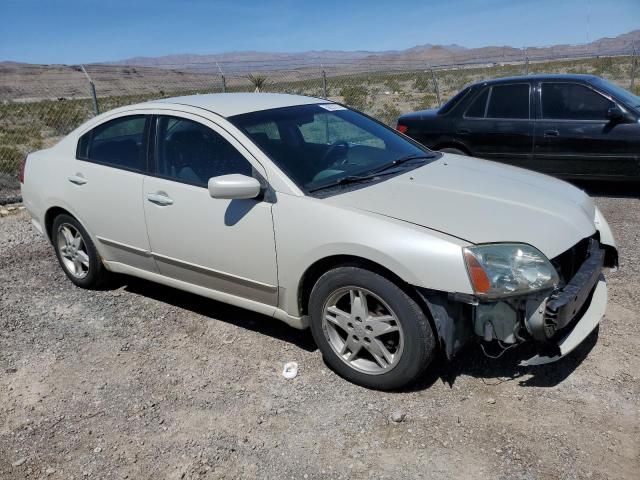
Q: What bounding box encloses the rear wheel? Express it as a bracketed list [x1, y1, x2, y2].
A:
[52, 214, 108, 289]
[309, 266, 436, 390]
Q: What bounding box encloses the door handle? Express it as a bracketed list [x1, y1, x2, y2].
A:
[543, 129, 560, 137]
[68, 174, 87, 185]
[456, 128, 471, 135]
[146, 192, 174, 206]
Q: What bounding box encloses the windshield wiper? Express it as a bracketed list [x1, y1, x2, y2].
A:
[308, 170, 402, 193]
[308, 153, 437, 193]
[365, 153, 437, 176]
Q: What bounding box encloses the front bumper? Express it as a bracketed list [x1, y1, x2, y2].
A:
[520, 277, 607, 366]
[421, 239, 612, 362]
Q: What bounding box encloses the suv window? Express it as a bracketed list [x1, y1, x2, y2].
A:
[155, 116, 252, 187]
[486, 84, 530, 119]
[541, 83, 613, 120]
[77, 115, 147, 171]
[465, 87, 489, 118]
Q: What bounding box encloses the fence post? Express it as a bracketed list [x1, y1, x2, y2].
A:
[322, 69, 328, 98]
[630, 41, 637, 90]
[523, 47, 529, 75]
[429, 66, 441, 107]
[216, 62, 226, 93]
[80, 65, 99, 115]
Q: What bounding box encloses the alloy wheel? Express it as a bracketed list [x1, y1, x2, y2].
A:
[322, 287, 404, 375]
[57, 223, 90, 279]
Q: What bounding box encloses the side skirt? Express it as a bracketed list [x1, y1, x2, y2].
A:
[103, 261, 308, 330]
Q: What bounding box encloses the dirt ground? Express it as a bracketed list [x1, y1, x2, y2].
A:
[1, 188, 638, 479]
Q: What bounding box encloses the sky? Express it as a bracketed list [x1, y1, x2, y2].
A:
[1, 0, 639, 64]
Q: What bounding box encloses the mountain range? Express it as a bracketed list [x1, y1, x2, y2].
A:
[106, 30, 640, 72]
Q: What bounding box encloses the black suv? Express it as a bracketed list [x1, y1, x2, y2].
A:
[396, 74, 640, 180]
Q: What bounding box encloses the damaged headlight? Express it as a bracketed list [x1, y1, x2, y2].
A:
[463, 243, 559, 298]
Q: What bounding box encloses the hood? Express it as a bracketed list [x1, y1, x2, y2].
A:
[326, 154, 596, 259]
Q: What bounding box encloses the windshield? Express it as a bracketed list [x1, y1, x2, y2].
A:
[595, 78, 640, 108]
[229, 104, 436, 193]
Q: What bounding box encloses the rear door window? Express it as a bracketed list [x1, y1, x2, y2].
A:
[486, 84, 530, 119]
[77, 115, 147, 171]
[541, 83, 613, 120]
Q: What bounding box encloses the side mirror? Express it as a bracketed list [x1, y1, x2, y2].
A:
[606, 106, 624, 122]
[208, 174, 262, 200]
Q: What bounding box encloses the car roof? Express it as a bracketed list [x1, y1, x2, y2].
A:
[151, 92, 327, 117]
[471, 73, 600, 87]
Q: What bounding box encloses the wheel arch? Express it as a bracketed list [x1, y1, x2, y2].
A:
[434, 142, 471, 155]
[44, 205, 95, 246]
[44, 206, 75, 242]
[297, 255, 439, 343]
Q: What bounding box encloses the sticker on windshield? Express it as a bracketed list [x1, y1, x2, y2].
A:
[319, 104, 347, 111]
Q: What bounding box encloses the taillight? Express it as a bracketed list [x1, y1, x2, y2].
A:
[19, 155, 27, 184]
[396, 124, 408, 134]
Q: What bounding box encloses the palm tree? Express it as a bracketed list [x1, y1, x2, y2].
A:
[247, 73, 268, 92]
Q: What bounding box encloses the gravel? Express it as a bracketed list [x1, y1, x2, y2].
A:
[1, 190, 638, 479]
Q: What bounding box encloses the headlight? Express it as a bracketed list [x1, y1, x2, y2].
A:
[463, 243, 559, 298]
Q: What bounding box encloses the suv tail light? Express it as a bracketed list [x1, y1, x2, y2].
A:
[396, 124, 408, 134]
[19, 155, 27, 184]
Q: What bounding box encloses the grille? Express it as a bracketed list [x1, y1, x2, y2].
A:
[551, 236, 592, 285]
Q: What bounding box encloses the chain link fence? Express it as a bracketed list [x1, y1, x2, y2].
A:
[1, 48, 638, 196]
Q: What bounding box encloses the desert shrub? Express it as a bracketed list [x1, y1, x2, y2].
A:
[384, 78, 402, 93]
[413, 75, 432, 92]
[374, 102, 401, 126]
[413, 93, 439, 111]
[339, 85, 368, 110]
[41, 100, 91, 135]
[0, 146, 22, 175]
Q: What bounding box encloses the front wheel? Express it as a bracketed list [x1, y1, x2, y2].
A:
[309, 266, 436, 390]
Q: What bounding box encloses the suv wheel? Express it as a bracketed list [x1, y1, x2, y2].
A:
[309, 266, 436, 390]
[52, 214, 108, 289]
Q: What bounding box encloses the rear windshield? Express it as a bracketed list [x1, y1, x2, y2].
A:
[438, 87, 471, 115]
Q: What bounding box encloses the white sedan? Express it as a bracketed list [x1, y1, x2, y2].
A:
[20, 93, 618, 390]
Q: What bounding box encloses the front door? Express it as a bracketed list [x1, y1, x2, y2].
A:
[142, 114, 278, 306]
[532, 82, 639, 178]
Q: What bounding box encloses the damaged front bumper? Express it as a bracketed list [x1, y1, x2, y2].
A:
[420, 237, 613, 366]
[520, 277, 606, 366]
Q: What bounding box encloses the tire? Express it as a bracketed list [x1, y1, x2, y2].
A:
[309, 266, 436, 390]
[51, 214, 108, 289]
[439, 147, 467, 155]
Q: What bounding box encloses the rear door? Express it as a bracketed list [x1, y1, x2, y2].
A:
[68, 113, 155, 272]
[532, 82, 639, 178]
[454, 83, 534, 167]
